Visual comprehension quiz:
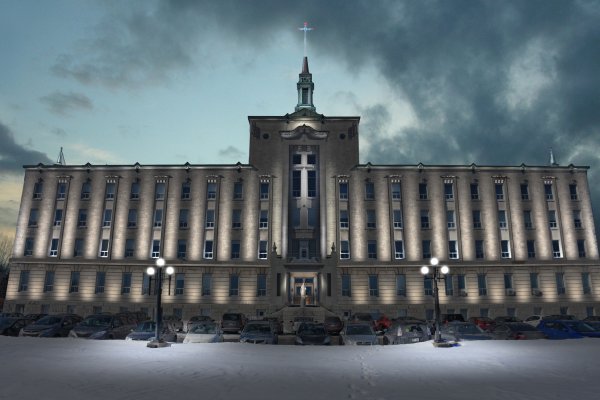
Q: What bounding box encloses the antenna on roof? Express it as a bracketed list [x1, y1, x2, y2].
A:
[549, 148, 558, 167]
[56, 147, 66, 165]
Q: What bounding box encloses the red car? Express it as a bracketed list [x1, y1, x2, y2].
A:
[468, 316, 494, 331]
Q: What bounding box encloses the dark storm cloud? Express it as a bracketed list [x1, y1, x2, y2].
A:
[0, 122, 53, 170]
[218, 145, 245, 162]
[39, 91, 93, 116]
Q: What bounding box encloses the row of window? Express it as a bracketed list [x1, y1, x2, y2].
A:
[17, 271, 268, 297]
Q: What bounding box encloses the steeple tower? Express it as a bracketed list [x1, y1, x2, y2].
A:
[295, 56, 316, 112]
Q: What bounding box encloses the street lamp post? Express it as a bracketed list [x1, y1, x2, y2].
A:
[420, 257, 450, 346]
[146, 257, 174, 348]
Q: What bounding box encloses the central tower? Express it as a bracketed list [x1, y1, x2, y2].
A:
[295, 57, 316, 112]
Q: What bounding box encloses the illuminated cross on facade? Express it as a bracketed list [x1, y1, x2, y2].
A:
[298, 22, 314, 57]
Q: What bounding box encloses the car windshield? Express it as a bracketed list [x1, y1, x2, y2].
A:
[134, 322, 156, 332]
[0, 318, 16, 329]
[245, 324, 272, 334]
[346, 325, 373, 335]
[564, 321, 595, 332]
[223, 314, 240, 321]
[457, 324, 484, 334]
[81, 316, 112, 327]
[34, 316, 62, 325]
[190, 324, 217, 334]
[299, 325, 326, 335]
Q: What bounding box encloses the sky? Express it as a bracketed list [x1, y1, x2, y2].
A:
[2, 336, 600, 400]
[1, 0, 599, 242]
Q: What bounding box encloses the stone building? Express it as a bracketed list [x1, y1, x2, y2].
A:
[4, 57, 600, 323]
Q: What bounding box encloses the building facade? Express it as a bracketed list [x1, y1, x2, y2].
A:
[5, 57, 600, 322]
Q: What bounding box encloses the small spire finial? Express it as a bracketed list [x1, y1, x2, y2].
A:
[56, 147, 66, 165]
[298, 22, 314, 57]
[549, 148, 558, 166]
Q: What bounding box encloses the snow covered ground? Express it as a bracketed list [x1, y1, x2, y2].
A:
[2, 337, 600, 400]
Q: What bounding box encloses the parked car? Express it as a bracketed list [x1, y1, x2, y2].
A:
[240, 321, 278, 344]
[19, 314, 83, 337]
[290, 316, 314, 334]
[162, 315, 183, 332]
[69, 313, 136, 339]
[0, 317, 34, 336]
[349, 313, 377, 331]
[523, 315, 543, 327]
[323, 316, 344, 335]
[183, 322, 224, 344]
[489, 322, 546, 340]
[583, 316, 600, 322]
[493, 316, 523, 324]
[468, 316, 494, 331]
[24, 314, 48, 322]
[375, 315, 392, 332]
[584, 321, 600, 330]
[441, 313, 465, 324]
[263, 317, 283, 335]
[382, 319, 430, 345]
[0, 312, 24, 318]
[543, 314, 577, 321]
[184, 315, 214, 332]
[340, 322, 378, 345]
[221, 313, 247, 334]
[125, 321, 177, 342]
[295, 323, 331, 345]
[537, 320, 600, 339]
[439, 322, 493, 341]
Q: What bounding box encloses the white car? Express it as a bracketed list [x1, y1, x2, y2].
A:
[523, 315, 543, 327]
[182, 322, 224, 344]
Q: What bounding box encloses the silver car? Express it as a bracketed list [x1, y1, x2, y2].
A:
[69, 314, 136, 339]
[340, 322, 378, 345]
[382, 320, 430, 345]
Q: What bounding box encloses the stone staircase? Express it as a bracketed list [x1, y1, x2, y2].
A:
[269, 305, 338, 334]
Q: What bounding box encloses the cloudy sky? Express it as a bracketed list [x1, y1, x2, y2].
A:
[1, 0, 599, 242]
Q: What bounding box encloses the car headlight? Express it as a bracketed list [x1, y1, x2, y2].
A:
[89, 330, 108, 340]
[68, 330, 78, 338]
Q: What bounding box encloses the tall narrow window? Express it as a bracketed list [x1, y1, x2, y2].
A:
[527, 240, 536, 258]
[470, 183, 479, 200]
[530, 273, 539, 291]
[105, 182, 115, 200]
[130, 181, 140, 200]
[340, 240, 350, 259]
[28, 209, 38, 227]
[369, 275, 379, 297]
[444, 183, 454, 200]
[393, 209, 403, 228]
[448, 240, 458, 259]
[556, 272, 566, 295]
[74, 239, 84, 257]
[205, 209, 215, 228]
[207, 182, 217, 199]
[573, 210, 582, 228]
[125, 239, 135, 258]
[232, 209, 242, 229]
[394, 241, 405, 259]
[420, 210, 430, 229]
[577, 239, 586, 258]
[500, 240, 511, 258]
[504, 273, 513, 289]
[520, 184, 529, 200]
[49, 238, 59, 257]
[292, 171, 301, 197]
[495, 183, 504, 200]
[181, 181, 191, 200]
[446, 210, 455, 229]
[24, 238, 34, 256]
[339, 182, 348, 200]
[257, 274, 267, 297]
[523, 210, 533, 229]
[472, 210, 482, 229]
[179, 209, 189, 229]
[127, 209, 137, 228]
[475, 240, 484, 259]
[259, 210, 268, 229]
[307, 171, 317, 197]
[43, 271, 55, 292]
[151, 240, 160, 258]
[477, 274, 487, 296]
[258, 241, 268, 259]
[121, 272, 132, 294]
[229, 274, 239, 296]
[142, 274, 151, 295]
[56, 182, 67, 200]
[341, 274, 351, 297]
[548, 210, 557, 228]
[422, 240, 431, 259]
[78, 209, 87, 228]
[153, 209, 163, 227]
[424, 276, 433, 296]
[81, 181, 91, 200]
[69, 271, 80, 293]
[552, 240, 562, 258]
[18, 271, 29, 292]
[103, 209, 112, 227]
[340, 210, 349, 228]
[366, 209, 376, 228]
[396, 274, 406, 296]
[95, 272, 105, 294]
[202, 273, 212, 296]
[445, 274, 454, 296]
[569, 183, 578, 200]
[582, 272, 592, 295]
[53, 209, 63, 227]
[204, 240, 213, 259]
[231, 240, 241, 259]
[233, 181, 243, 200]
[365, 182, 375, 200]
[260, 182, 269, 199]
[544, 183, 553, 200]
[498, 210, 507, 228]
[391, 183, 401, 200]
[419, 183, 428, 200]
[155, 182, 166, 200]
[457, 274, 466, 294]
[99, 239, 109, 257]
[175, 273, 185, 295]
[177, 239, 187, 259]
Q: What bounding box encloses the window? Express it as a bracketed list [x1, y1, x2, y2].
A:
[367, 240, 377, 259]
[339, 182, 348, 200]
[472, 210, 482, 229]
[231, 240, 241, 259]
[422, 240, 431, 259]
[457, 274, 466, 293]
[227, 209, 242, 230]
[74, 239, 84, 257]
[569, 183, 578, 200]
[204, 240, 213, 259]
[369, 275, 379, 297]
[495, 183, 504, 200]
[444, 183, 454, 200]
[556, 272, 566, 295]
[177, 239, 187, 259]
[573, 210, 582, 228]
[548, 210, 557, 228]
[151, 240, 160, 258]
[391, 183, 401, 200]
[365, 181, 375, 200]
[292, 154, 302, 164]
[229, 274, 239, 296]
[477, 274, 487, 296]
[552, 240, 562, 258]
[307, 154, 316, 164]
[577, 239, 586, 258]
[202, 273, 212, 296]
[121, 272, 132, 294]
[49, 238, 59, 257]
[233, 181, 243, 200]
[530, 273, 539, 292]
[175, 273, 185, 295]
[419, 183, 428, 200]
[124, 209, 136, 228]
[28, 209, 38, 227]
[393, 210, 403, 229]
[176, 209, 189, 229]
[340, 210, 349, 228]
[18, 271, 29, 292]
[259, 210, 268, 229]
[130, 181, 140, 200]
[81, 181, 91, 200]
[475, 240, 484, 259]
[53, 209, 63, 227]
[205, 209, 215, 228]
[445, 274, 454, 296]
[396, 274, 406, 296]
[340, 240, 350, 259]
[446, 210, 455, 229]
[24, 238, 34, 256]
[181, 181, 191, 200]
[95, 272, 106, 294]
[43, 271, 55, 292]
[258, 240, 268, 259]
[153, 209, 162, 228]
[289, 170, 301, 197]
[206, 182, 217, 199]
[69, 271, 80, 293]
[56, 182, 67, 200]
[155, 182, 166, 200]
[341, 274, 351, 297]
[103, 209, 112, 227]
[307, 171, 317, 197]
[498, 210, 507, 228]
[424, 276, 433, 296]
[527, 240, 536, 258]
[125, 239, 135, 258]
[523, 210, 533, 229]
[504, 273, 513, 289]
[78, 209, 87, 228]
[32, 181, 44, 200]
[500, 240, 511, 258]
[99, 239, 109, 257]
[582, 273, 592, 295]
[260, 182, 269, 199]
[257, 274, 267, 297]
[366, 209, 376, 228]
[105, 182, 115, 200]
[544, 183, 553, 200]
[470, 183, 479, 200]
[420, 210, 429, 229]
[394, 240, 405, 259]
[520, 184, 529, 200]
[448, 240, 458, 259]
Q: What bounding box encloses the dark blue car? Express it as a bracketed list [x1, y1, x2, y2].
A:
[537, 320, 600, 339]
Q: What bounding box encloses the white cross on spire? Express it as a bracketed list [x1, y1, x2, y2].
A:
[298, 22, 314, 57]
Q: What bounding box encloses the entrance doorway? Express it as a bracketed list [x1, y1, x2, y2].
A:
[291, 276, 317, 306]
